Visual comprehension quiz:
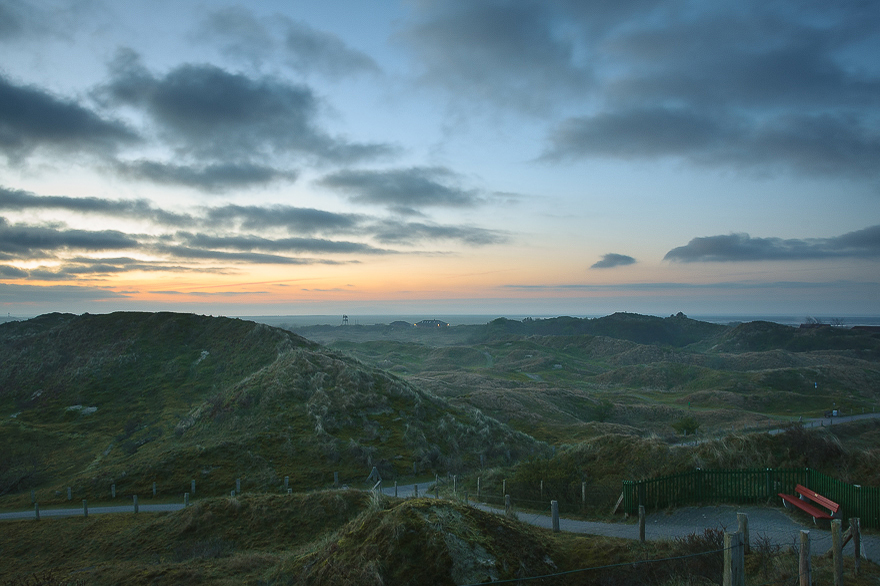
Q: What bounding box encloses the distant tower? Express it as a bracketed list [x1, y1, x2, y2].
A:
[342, 315, 349, 325]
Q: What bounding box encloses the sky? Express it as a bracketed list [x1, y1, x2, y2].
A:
[1, 0, 879, 319]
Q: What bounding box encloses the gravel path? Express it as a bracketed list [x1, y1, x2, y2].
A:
[4, 488, 876, 565]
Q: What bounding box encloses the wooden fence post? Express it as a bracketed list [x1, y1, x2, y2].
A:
[111, 484, 116, 499]
[184, 492, 189, 507]
[851, 517, 861, 576]
[453, 475, 457, 494]
[723, 531, 744, 586]
[152, 482, 157, 497]
[832, 519, 843, 586]
[502, 479, 506, 498]
[284, 476, 289, 491]
[477, 477, 481, 501]
[133, 495, 139, 514]
[582, 481, 586, 509]
[639, 505, 646, 543]
[737, 512, 749, 555]
[799, 530, 811, 586]
[505, 494, 511, 516]
[394, 481, 398, 498]
[191, 479, 196, 495]
[551, 500, 559, 533]
[67, 487, 72, 500]
[83, 499, 88, 518]
[540, 480, 544, 501]
[236, 478, 241, 494]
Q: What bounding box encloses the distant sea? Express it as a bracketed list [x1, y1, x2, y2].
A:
[242, 314, 880, 328]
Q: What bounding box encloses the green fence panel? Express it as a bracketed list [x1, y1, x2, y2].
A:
[623, 468, 877, 528]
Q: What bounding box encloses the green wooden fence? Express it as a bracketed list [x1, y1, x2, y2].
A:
[623, 468, 880, 529]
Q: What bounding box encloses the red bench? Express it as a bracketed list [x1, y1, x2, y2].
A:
[778, 484, 840, 524]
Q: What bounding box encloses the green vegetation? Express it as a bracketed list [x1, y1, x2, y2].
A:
[2, 311, 880, 583]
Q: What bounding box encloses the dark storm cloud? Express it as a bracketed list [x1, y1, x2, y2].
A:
[319, 167, 481, 212]
[0, 217, 139, 257]
[405, 1, 880, 179]
[401, 1, 592, 112]
[664, 225, 880, 262]
[102, 52, 391, 164]
[117, 160, 296, 192]
[591, 253, 636, 269]
[0, 73, 137, 161]
[177, 232, 390, 255]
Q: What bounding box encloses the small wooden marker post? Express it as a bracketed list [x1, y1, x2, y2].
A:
[540, 480, 544, 501]
[502, 479, 507, 498]
[191, 479, 196, 495]
[34, 503, 40, 521]
[133, 495, 139, 514]
[504, 494, 511, 516]
[67, 487, 72, 500]
[851, 517, 861, 576]
[737, 512, 750, 555]
[236, 478, 241, 494]
[799, 530, 811, 586]
[152, 482, 157, 497]
[453, 475, 457, 495]
[723, 531, 744, 586]
[394, 481, 398, 498]
[581, 482, 586, 509]
[477, 477, 482, 501]
[832, 519, 843, 586]
[111, 483, 116, 499]
[184, 492, 189, 507]
[638, 505, 646, 543]
[83, 499, 88, 518]
[284, 476, 289, 491]
[551, 500, 560, 533]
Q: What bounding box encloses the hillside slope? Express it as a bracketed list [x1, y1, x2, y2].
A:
[0, 312, 546, 506]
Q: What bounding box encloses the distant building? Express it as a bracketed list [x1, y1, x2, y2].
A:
[415, 319, 449, 328]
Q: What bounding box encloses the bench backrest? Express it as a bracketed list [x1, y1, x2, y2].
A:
[795, 484, 840, 513]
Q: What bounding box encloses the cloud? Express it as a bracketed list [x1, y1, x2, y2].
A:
[101, 52, 392, 164]
[204, 204, 363, 234]
[116, 160, 297, 192]
[319, 167, 481, 213]
[0, 217, 139, 258]
[280, 17, 380, 77]
[0, 185, 193, 226]
[176, 232, 390, 255]
[403, 1, 880, 179]
[591, 253, 636, 269]
[0, 73, 137, 162]
[372, 220, 507, 246]
[664, 225, 880, 262]
[197, 7, 379, 77]
[0, 283, 129, 303]
[400, 0, 592, 112]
